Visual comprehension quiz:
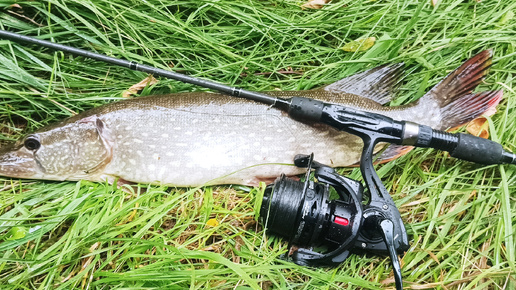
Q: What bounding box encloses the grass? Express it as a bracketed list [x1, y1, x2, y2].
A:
[0, 0, 515, 288]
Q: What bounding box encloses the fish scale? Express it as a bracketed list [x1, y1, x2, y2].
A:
[0, 50, 503, 186]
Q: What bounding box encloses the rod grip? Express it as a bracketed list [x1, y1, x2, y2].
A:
[288, 97, 324, 122]
[450, 133, 506, 165]
[414, 125, 516, 165]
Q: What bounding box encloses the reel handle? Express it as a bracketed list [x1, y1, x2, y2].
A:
[379, 219, 403, 290]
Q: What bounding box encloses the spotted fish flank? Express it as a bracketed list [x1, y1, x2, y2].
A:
[0, 50, 502, 186]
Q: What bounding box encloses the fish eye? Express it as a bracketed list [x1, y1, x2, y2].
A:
[24, 137, 41, 151]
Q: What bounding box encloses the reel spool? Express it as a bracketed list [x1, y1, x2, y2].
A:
[260, 154, 363, 266]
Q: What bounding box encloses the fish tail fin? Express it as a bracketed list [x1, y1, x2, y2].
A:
[418, 49, 502, 130]
[439, 90, 503, 130]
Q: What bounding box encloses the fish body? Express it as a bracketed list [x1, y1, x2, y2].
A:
[0, 50, 502, 186]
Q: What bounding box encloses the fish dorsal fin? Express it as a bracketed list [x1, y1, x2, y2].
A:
[322, 63, 405, 105]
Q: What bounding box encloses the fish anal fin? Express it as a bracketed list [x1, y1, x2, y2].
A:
[322, 63, 405, 105]
[350, 145, 415, 166]
[375, 145, 414, 164]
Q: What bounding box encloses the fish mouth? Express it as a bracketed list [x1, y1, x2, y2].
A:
[0, 143, 38, 179]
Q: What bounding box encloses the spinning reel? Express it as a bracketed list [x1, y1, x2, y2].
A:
[260, 154, 408, 288]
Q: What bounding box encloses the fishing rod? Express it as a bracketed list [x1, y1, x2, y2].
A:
[1, 29, 515, 290]
[1, 30, 513, 167]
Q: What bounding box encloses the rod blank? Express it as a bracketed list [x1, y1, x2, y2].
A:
[0, 29, 289, 108]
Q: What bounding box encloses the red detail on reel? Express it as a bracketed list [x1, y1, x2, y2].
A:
[334, 216, 349, 226]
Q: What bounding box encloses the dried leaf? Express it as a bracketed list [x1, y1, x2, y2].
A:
[123, 75, 158, 98]
[431, 0, 439, 6]
[341, 37, 376, 52]
[301, 0, 330, 9]
[206, 218, 219, 227]
[466, 117, 490, 139]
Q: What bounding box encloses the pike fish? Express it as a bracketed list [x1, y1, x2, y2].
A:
[0, 50, 502, 186]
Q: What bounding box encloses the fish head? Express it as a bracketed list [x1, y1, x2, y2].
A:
[0, 140, 39, 179]
[0, 115, 112, 181]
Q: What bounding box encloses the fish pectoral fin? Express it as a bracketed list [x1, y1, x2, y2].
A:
[321, 62, 405, 105]
[101, 174, 138, 191]
[83, 157, 111, 175]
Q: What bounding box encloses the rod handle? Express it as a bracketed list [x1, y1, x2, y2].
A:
[413, 125, 516, 165]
